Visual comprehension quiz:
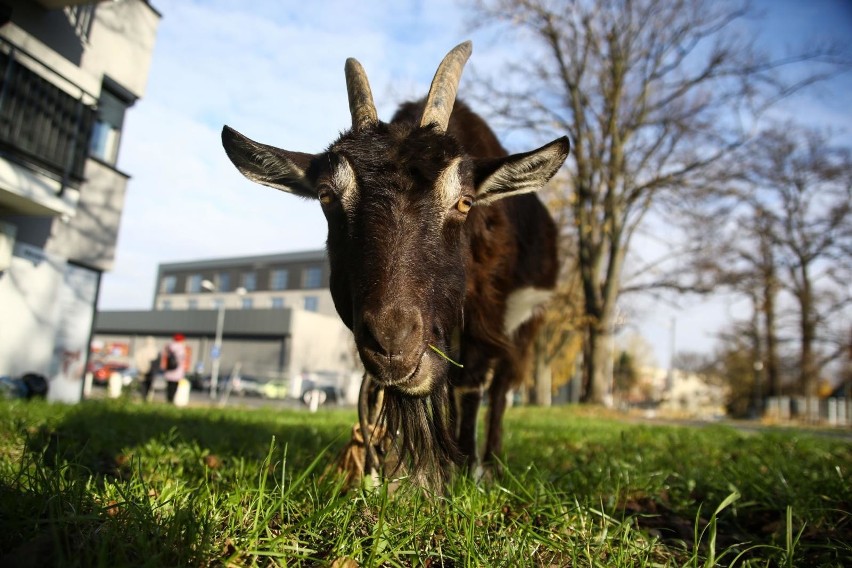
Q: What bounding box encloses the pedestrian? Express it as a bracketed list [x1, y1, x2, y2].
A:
[135, 336, 159, 401]
[162, 333, 187, 404]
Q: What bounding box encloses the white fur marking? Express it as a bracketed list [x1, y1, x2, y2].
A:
[503, 287, 553, 335]
[476, 143, 566, 205]
[333, 157, 359, 211]
[435, 157, 462, 210]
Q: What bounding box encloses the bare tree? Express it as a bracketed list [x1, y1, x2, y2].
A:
[747, 125, 852, 396]
[751, 207, 782, 398]
[679, 124, 851, 399]
[530, 173, 587, 405]
[687, 204, 784, 398]
[469, 0, 847, 403]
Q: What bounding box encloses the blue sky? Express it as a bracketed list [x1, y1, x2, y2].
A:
[99, 0, 852, 366]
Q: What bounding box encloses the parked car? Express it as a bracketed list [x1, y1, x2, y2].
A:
[187, 372, 209, 392]
[300, 378, 344, 407]
[190, 374, 231, 394]
[90, 362, 136, 387]
[230, 375, 265, 397]
[258, 380, 288, 400]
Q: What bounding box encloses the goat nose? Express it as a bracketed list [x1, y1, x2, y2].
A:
[361, 305, 424, 358]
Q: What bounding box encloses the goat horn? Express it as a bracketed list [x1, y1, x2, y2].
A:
[420, 41, 473, 132]
[345, 58, 378, 131]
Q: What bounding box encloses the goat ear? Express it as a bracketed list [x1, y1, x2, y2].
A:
[221, 126, 317, 199]
[473, 137, 570, 205]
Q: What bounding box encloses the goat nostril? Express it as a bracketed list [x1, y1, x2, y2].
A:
[360, 306, 424, 359]
[361, 321, 385, 355]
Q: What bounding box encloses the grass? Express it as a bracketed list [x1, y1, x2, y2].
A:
[0, 399, 850, 567]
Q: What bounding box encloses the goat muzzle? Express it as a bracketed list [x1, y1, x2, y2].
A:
[357, 304, 426, 383]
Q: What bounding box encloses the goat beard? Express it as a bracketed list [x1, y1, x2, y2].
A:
[379, 381, 462, 487]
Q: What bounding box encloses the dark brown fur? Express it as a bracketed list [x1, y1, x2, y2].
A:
[392, 101, 558, 474]
[221, 53, 567, 485]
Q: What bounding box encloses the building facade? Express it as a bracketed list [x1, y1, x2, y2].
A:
[0, 1, 160, 402]
[93, 249, 359, 399]
[153, 249, 337, 317]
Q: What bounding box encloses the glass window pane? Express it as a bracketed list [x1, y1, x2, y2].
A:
[242, 272, 257, 292]
[186, 274, 202, 293]
[217, 272, 230, 292]
[303, 266, 322, 289]
[89, 88, 127, 165]
[271, 269, 288, 290]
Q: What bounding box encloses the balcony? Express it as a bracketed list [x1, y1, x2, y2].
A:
[34, 1, 104, 9]
[0, 42, 96, 188]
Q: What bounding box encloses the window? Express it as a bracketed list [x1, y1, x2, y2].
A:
[242, 271, 257, 292]
[186, 274, 203, 293]
[212, 298, 224, 309]
[303, 296, 319, 312]
[303, 266, 323, 289]
[270, 269, 289, 290]
[271, 297, 285, 309]
[216, 272, 231, 292]
[161, 275, 176, 294]
[89, 85, 129, 165]
[187, 299, 198, 310]
[161, 300, 172, 311]
[242, 297, 253, 310]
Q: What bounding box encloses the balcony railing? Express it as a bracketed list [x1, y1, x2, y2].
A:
[0, 40, 96, 186]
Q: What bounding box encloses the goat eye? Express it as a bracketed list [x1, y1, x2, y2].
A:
[317, 187, 336, 205]
[456, 195, 474, 214]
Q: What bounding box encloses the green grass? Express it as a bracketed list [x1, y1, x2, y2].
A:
[1, 399, 850, 567]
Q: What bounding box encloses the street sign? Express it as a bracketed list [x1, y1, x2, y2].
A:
[211, 346, 220, 359]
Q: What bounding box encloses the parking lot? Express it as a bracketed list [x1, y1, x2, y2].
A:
[85, 373, 355, 412]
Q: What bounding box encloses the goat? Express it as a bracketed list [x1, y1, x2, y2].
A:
[221, 42, 569, 483]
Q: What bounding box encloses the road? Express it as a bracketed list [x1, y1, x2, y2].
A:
[87, 384, 347, 412]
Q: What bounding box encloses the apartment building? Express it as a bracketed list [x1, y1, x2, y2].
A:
[93, 249, 358, 392]
[153, 249, 336, 317]
[0, 1, 160, 402]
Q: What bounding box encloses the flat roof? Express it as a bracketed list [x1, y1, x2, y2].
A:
[158, 248, 327, 272]
[95, 308, 294, 337]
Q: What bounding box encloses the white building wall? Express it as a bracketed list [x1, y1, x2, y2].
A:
[638, 366, 729, 417]
[0, 242, 98, 402]
[0, 1, 159, 401]
[81, 1, 160, 99]
[46, 158, 129, 271]
[2, 1, 158, 101]
[286, 309, 357, 394]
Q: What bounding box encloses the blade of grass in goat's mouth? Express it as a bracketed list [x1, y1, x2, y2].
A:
[428, 344, 464, 368]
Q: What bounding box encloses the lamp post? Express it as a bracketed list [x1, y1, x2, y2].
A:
[201, 280, 246, 400]
[666, 316, 676, 393]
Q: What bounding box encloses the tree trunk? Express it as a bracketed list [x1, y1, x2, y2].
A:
[796, 264, 818, 396]
[581, 328, 594, 402]
[750, 291, 764, 413]
[758, 218, 781, 398]
[762, 287, 781, 397]
[593, 329, 613, 405]
[530, 332, 552, 406]
[534, 354, 552, 407]
[583, 321, 613, 404]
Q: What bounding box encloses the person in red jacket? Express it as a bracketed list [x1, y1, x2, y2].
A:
[162, 333, 187, 403]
